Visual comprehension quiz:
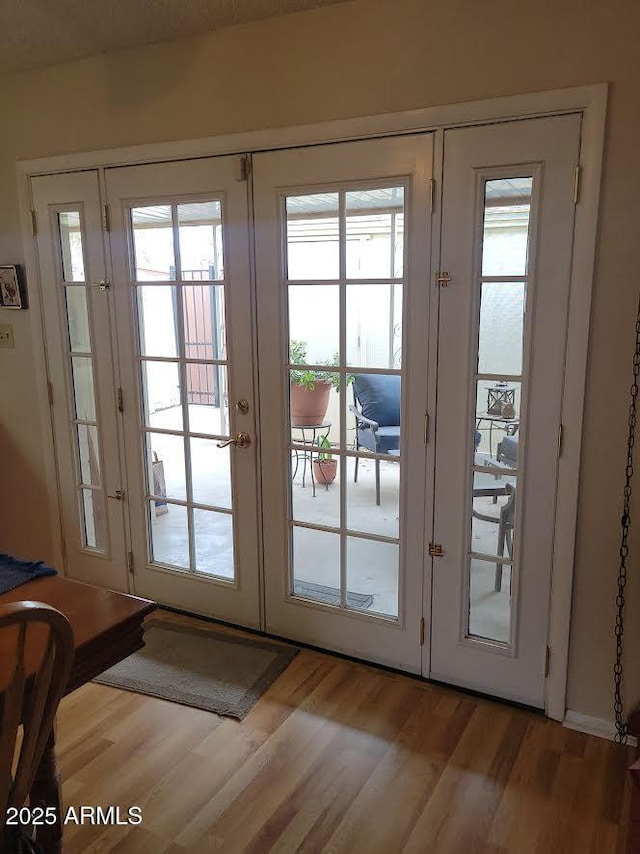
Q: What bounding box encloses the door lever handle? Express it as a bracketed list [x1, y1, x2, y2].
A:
[217, 432, 251, 449]
[107, 489, 125, 500]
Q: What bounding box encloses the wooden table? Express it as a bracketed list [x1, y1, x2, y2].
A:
[0, 575, 155, 852]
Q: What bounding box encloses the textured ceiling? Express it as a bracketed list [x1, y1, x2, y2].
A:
[0, 0, 347, 74]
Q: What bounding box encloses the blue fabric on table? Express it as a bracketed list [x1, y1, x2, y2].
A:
[0, 552, 58, 595]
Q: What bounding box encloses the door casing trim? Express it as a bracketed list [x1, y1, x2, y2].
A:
[17, 83, 608, 721]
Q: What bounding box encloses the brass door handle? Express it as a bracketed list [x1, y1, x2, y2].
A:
[107, 489, 125, 500]
[217, 432, 251, 449]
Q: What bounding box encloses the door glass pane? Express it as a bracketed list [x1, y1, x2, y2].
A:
[289, 286, 339, 365]
[346, 455, 399, 538]
[482, 178, 532, 276]
[477, 282, 525, 376]
[150, 501, 189, 569]
[71, 356, 96, 420]
[187, 364, 228, 436]
[178, 202, 223, 280]
[290, 371, 342, 450]
[471, 473, 517, 558]
[132, 205, 176, 281]
[468, 558, 511, 643]
[191, 438, 232, 509]
[183, 285, 226, 361]
[146, 433, 187, 501]
[346, 187, 404, 279]
[77, 424, 100, 486]
[346, 284, 402, 368]
[81, 488, 106, 550]
[346, 536, 398, 618]
[65, 286, 91, 352]
[474, 381, 520, 463]
[291, 445, 340, 528]
[58, 211, 85, 282]
[138, 286, 178, 358]
[142, 360, 182, 430]
[193, 509, 234, 578]
[286, 193, 339, 280]
[291, 526, 340, 603]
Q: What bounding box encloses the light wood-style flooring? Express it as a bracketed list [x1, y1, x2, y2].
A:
[56, 611, 632, 853]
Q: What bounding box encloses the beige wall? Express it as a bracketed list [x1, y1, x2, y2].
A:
[1, 0, 639, 721]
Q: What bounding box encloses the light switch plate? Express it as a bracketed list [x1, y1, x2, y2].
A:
[0, 324, 15, 348]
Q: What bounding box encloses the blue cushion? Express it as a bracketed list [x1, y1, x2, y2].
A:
[353, 374, 401, 427]
[357, 425, 400, 454]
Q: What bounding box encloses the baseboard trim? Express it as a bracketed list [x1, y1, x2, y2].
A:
[563, 710, 637, 746]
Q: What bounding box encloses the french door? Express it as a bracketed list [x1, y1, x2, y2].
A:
[253, 135, 434, 672]
[32, 171, 129, 590]
[105, 157, 262, 628]
[429, 114, 582, 705]
[32, 112, 581, 707]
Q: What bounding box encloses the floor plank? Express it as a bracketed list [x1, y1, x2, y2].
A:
[54, 611, 632, 853]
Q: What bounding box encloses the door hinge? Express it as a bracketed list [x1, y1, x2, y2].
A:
[429, 178, 435, 214]
[102, 204, 110, 232]
[428, 542, 444, 557]
[117, 387, 124, 413]
[424, 412, 430, 444]
[47, 380, 53, 406]
[419, 617, 425, 647]
[573, 165, 581, 205]
[557, 423, 564, 459]
[30, 210, 37, 237]
[544, 645, 551, 677]
[127, 550, 134, 575]
[60, 537, 67, 561]
[434, 271, 451, 288]
[239, 155, 252, 182]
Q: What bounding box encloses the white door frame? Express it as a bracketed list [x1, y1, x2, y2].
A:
[17, 83, 607, 721]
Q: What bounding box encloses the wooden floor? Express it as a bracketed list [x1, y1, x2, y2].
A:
[55, 610, 632, 853]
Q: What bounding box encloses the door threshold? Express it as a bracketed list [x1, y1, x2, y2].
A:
[155, 605, 545, 717]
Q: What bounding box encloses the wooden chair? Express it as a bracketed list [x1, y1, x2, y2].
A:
[0, 601, 74, 852]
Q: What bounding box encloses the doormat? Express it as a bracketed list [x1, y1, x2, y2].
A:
[94, 619, 299, 720]
[292, 580, 374, 610]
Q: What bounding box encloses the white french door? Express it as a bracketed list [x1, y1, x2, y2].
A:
[429, 114, 582, 706]
[253, 136, 434, 672]
[105, 156, 261, 628]
[32, 171, 128, 590]
[30, 111, 584, 707]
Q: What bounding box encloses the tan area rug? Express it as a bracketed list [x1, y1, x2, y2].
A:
[94, 619, 299, 719]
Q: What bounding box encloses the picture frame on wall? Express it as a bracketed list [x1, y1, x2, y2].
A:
[0, 265, 26, 309]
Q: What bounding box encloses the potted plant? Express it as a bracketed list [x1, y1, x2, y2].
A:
[312, 435, 338, 486]
[289, 340, 349, 426]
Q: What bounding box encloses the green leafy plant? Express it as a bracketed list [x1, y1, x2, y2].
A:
[289, 339, 353, 391]
[316, 434, 334, 460]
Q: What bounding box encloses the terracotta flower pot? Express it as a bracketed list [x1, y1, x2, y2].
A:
[313, 457, 337, 485]
[290, 379, 332, 426]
